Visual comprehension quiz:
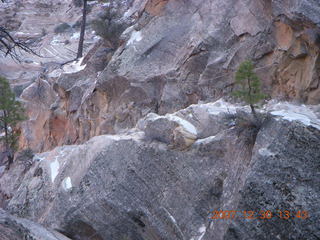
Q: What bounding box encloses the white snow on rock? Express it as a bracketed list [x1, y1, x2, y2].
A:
[265, 101, 320, 130]
[198, 225, 207, 240]
[71, 32, 80, 40]
[127, 30, 142, 45]
[191, 99, 320, 130]
[33, 154, 46, 162]
[102, 2, 110, 7]
[62, 177, 72, 191]
[258, 148, 275, 157]
[194, 135, 217, 145]
[50, 158, 60, 183]
[88, 0, 98, 5]
[190, 224, 206, 240]
[62, 58, 86, 74]
[191, 98, 248, 115]
[167, 115, 198, 135]
[142, 112, 198, 136]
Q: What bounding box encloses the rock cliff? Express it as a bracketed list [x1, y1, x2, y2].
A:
[1, 0, 319, 151]
[1, 100, 320, 240]
[0, 0, 320, 240]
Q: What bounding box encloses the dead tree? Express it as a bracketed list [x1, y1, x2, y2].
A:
[0, 1, 39, 61]
[77, 0, 88, 59]
[0, 27, 39, 61]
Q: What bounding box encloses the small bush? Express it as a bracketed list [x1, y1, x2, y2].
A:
[16, 148, 34, 170]
[54, 23, 72, 34]
[41, 28, 47, 36]
[13, 85, 24, 97]
[91, 19, 108, 38]
[73, 0, 83, 7]
[224, 110, 269, 145]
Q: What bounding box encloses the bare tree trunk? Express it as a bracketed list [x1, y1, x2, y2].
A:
[247, 77, 258, 120]
[77, 0, 87, 59]
[6, 151, 13, 170]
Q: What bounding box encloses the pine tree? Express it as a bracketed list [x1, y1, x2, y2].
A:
[233, 60, 266, 117]
[0, 76, 26, 169]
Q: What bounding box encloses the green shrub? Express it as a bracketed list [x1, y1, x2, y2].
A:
[54, 23, 72, 34]
[0, 76, 26, 169]
[233, 60, 267, 117]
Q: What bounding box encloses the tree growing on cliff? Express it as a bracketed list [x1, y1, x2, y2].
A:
[0, 76, 26, 169]
[233, 60, 266, 117]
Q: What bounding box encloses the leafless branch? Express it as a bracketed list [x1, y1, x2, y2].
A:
[0, 26, 41, 62]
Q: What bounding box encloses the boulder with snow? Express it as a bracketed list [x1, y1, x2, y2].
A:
[2, 100, 320, 240]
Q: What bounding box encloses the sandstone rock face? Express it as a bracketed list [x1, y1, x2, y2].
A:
[1, 1, 320, 239]
[0, 209, 70, 240]
[2, 100, 320, 240]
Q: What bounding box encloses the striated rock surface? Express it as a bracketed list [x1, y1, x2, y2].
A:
[1, 1, 320, 238]
[1, 0, 320, 152]
[1, 100, 319, 240]
[6, 0, 319, 152]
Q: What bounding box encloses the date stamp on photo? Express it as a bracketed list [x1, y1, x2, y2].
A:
[209, 210, 309, 220]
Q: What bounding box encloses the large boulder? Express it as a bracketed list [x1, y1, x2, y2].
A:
[2, 100, 320, 240]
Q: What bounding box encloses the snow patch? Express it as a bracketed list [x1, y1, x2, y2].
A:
[102, 2, 110, 7]
[145, 113, 198, 136]
[123, 9, 133, 18]
[167, 115, 197, 135]
[15, 31, 26, 35]
[34, 154, 45, 162]
[88, 0, 98, 5]
[258, 148, 275, 157]
[194, 135, 216, 145]
[127, 30, 142, 45]
[192, 99, 320, 130]
[198, 225, 206, 240]
[62, 177, 72, 190]
[190, 224, 206, 240]
[168, 212, 177, 224]
[266, 102, 320, 130]
[71, 32, 80, 40]
[63, 58, 86, 74]
[50, 158, 60, 183]
[32, 61, 40, 65]
[50, 36, 63, 46]
[194, 99, 246, 115]
[207, 99, 240, 115]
